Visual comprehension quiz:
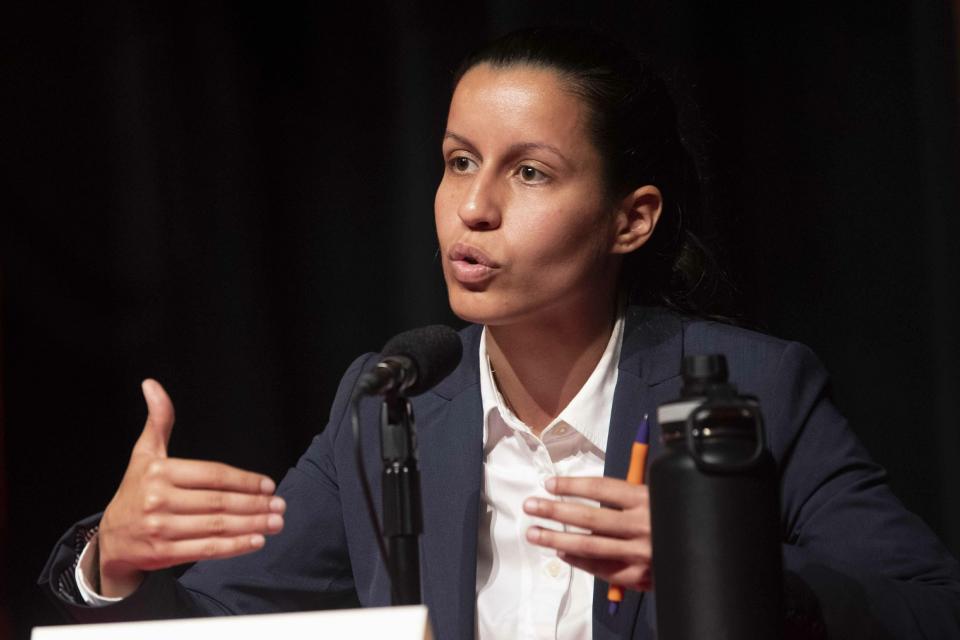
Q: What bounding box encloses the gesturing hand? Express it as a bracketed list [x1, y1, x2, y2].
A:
[523, 476, 653, 591]
[95, 379, 285, 598]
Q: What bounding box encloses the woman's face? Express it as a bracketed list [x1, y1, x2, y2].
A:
[434, 64, 623, 327]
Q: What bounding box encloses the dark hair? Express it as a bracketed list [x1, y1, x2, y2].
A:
[453, 27, 726, 317]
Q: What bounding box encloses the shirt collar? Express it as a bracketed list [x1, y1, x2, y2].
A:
[478, 314, 625, 453]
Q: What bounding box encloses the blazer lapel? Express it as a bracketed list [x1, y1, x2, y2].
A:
[417, 325, 484, 639]
[594, 307, 684, 640]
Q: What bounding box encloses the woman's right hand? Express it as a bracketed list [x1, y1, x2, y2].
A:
[94, 379, 285, 598]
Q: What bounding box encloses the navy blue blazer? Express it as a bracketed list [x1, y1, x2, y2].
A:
[40, 307, 960, 638]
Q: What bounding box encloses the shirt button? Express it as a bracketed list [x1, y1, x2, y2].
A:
[546, 559, 564, 578]
[555, 425, 567, 435]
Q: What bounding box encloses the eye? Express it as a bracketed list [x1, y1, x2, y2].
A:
[517, 164, 549, 184]
[448, 155, 478, 174]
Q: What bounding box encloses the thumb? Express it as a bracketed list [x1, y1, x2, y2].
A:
[134, 378, 175, 457]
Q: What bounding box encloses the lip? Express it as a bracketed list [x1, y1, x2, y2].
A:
[448, 242, 500, 285]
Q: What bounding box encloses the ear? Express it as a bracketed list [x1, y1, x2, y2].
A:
[610, 185, 663, 255]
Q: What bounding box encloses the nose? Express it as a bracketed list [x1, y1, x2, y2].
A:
[457, 169, 502, 231]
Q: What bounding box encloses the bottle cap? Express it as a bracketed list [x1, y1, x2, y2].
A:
[681, 354, 729, 397]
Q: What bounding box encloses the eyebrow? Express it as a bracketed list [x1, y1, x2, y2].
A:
[443, 131, 573, 169]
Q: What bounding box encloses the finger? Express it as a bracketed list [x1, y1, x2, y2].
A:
[141, 512, 284, 541]
[526, 525, 651, 562]
[143, 534, 268, 569]
[151, 458, 276, 494]
[523, 497, 648, 538]
[559, 552, 653, 590]
[546, 476, 647, 509]
[144, 489, 286, 516]
[135, 379, 176, 458]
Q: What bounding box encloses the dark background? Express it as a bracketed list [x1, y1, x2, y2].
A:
[2, 2, 958, 638]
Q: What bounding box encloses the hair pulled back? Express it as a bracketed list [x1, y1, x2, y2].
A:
[453, 27, 721, 316]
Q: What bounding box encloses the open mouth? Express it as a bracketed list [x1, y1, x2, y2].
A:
[449, 242, 499, 268]
[448, 243, 499, 285]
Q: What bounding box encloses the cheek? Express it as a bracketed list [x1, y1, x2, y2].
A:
[434, 181, 457, 240]
[512, 204, 611, 268]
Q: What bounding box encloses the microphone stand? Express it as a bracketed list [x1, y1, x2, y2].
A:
[380, 393, 423, 605]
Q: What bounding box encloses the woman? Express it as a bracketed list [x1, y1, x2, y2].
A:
[41, 28, 960, 639]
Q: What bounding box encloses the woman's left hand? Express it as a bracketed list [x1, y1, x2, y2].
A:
[523, 476, 653, 591]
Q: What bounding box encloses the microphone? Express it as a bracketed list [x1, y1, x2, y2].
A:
[356, 325, 462, 397]
[349, 325, 462, 605]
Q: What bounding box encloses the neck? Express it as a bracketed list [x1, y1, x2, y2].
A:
[486, 301, 618, 435]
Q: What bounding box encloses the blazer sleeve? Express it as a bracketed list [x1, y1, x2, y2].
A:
[38, 353, 373, 622]
[768, 341, 960, 638]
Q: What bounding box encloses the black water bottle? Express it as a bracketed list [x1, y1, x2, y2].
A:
[649, 354, 783, 639]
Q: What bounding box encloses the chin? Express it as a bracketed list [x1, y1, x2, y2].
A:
[447, 288, 507, 326]
[447, 288, 543, 328]
[447, 291, 490, 325]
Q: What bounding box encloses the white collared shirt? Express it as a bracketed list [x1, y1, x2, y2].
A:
[476, 315, 624, 640]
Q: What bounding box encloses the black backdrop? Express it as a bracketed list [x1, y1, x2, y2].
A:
[3, 2, 959, 638]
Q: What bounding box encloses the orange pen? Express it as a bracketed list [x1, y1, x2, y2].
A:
[608, 414, 650, 615]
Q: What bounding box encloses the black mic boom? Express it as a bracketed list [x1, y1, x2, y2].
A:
[356, 325, 463, 397]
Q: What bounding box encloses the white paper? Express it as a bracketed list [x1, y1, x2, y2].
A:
[31, 605, 432, 640]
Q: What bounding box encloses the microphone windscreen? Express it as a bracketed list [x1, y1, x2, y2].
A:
[381, 325, 463, 395]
